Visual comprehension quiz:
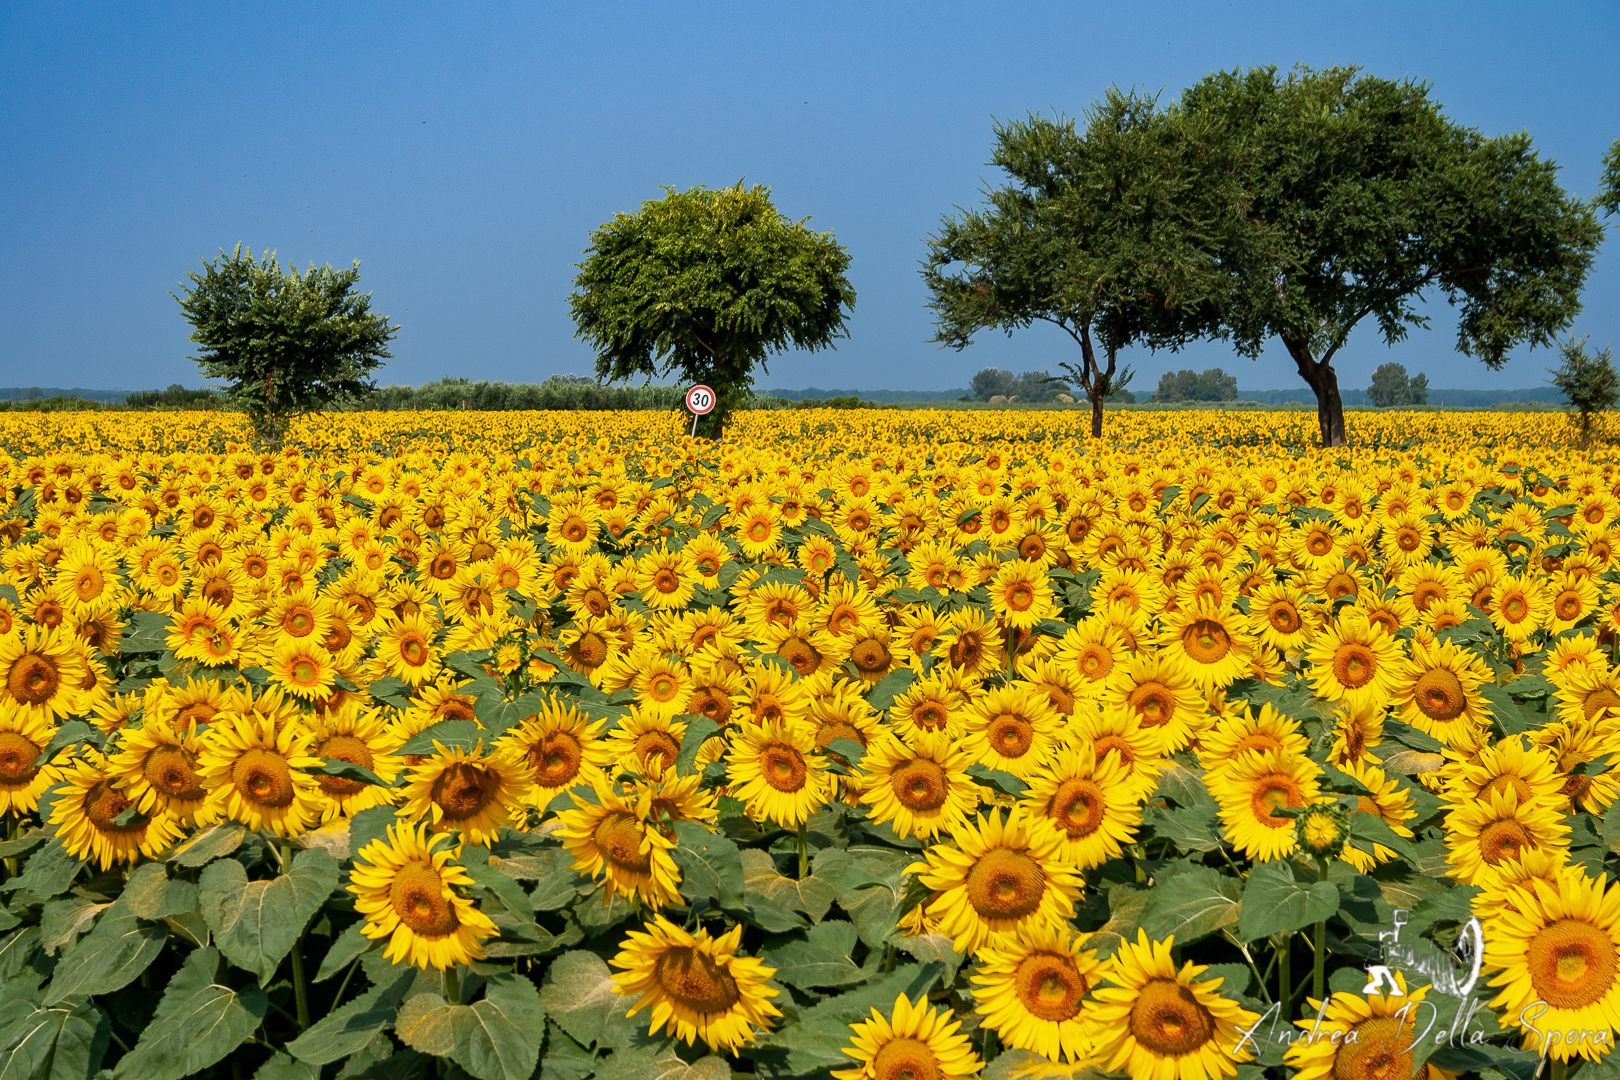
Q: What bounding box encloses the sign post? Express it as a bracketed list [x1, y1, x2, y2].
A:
[684, 384, 716, 437]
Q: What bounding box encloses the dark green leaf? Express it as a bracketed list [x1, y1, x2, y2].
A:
[538, 950, 621, 1049]
[199, 847, 341, 983]
[122, 862, 200, 921]
[314, 922, 379, 983]
[740, 849, 835, 929]
[674, 716, 721, 778]
[761, 919, 868, 989]
[113, 947, 267, 1080]
[1138, 863, 1242, 946]
[670, 821, 745, 911]
[1237, 861, 1339, 942]
[169, 821, 246, 867]
[866, 668, 916, 711]
[44, 899, 166, 1004]
[400, 720, 483, 756]
[305, 758, 389, 788]
[287, 969, 415, 1065]
[0, 1001, 109, 1080]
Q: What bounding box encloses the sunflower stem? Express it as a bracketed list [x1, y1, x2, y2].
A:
[282, 839, 310, 1032]
[334, 956, 361, 1009]
[1552, 1059, 1567, 1080]
[445, 964, 461, 1006]
[1276, 934, 1291, 1020]
[1005, 626, 1017, 678]
[1312, 855, 1329, 1005]
[797, 821, 809, 880]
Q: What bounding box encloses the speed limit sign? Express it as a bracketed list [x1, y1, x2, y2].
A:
[684, 384, 717, 437]
[685, 385, 717, 415]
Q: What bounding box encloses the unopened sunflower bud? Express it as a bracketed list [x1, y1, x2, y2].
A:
[1295, 802, 1350, 859]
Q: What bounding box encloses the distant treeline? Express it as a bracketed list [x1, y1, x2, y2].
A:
[1236, 386, 1566, 406]
[765, 387, 968, 402]
[351, 376, 793, 412]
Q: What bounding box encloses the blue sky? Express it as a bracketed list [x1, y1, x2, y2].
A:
[2, 2, 1615, 394]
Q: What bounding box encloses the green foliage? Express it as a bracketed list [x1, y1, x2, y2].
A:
[1366, 362, 1430, 407]
[172, 245, 398, 443]
[1153, 367, 1237, 403]
[123, 384, 220, 409]
[1548, 334, 1619, 445]
[1599, 138, 1620, 217]
[923, 91, 1231, 437]
[569, 183, 855, 436]
[1176, 64, 1604, 446]
[966, 368, 1071, 403]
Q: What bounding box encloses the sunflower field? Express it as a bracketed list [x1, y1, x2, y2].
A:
[0, 406, 1616, 1080]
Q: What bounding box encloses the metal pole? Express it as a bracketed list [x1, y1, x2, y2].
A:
[690, 412, 698, 437]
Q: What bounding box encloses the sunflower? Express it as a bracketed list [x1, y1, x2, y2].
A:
[1485, 865, 1620, 1062]
[496, 697, 613, 807]
[1444, 785, 1570, 888]
[608, 709, 687, 779]
[1552, 663, 1620, 730]
[631, 654, 691, 720]
[1159, 602, 1253, 691]
[730, 664, 809, 728]
[0, 705, 61, 816]
[105, 718, 210, 821]
[374, 614, 440, 687]
[1472, 847, 1571, 922]
[1247, 581, 1312, 652]
[0, 626, 89, 722]
[50, 748, 185, 869]
[1103, 652, 1206, 754]
[1490, 573, 1551, 643]
[399, 741, 532, 846]
[1206, 750, 1324, 862]
[988, 560, 1057, 633]
[859, 730, 978, 840]
[638, 547, 698, 611]
[935, 607, 1004, 679]
[1442, 735, 1563, 809]
[196, 713, 325, 837]
[888, 676, 962, 741]
[971, 922, 1100, 1063]
[1338, 760, 1416, 873]
[911, 809, 1082, 954]
[1066, 706, 1165, 790]
[610, 915, 781, 1052]
[1089, 929, 1258, 1080]
[1305, 610, 1404, 712]
[268, 639, 337, 702]
[1392, 636, 1492, 749]
[963, 683, 1063, 780]
[306, 706, 403, 822]
[348, 820, 498, 970]
[1021, 741, 1143, 869]
[1054, 619, 1128, 700]
[832, 993, 982, 1080]
[726, 720, 833, 827]
[554, 782, 682, 909]
[1196, 703, 1309, 772]
[1283, 972, 1453, 1080]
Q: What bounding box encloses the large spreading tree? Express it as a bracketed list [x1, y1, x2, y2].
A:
[173, 245, 397, 445]
[569, 182, 855, 437]
[923, 91, 1238, 438]
[1178, 65, 1603, 446]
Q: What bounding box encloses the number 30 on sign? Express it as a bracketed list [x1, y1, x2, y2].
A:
[685, 384, 716, 436]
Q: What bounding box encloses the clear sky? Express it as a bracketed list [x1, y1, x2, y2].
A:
[2, 1, 1615, 394]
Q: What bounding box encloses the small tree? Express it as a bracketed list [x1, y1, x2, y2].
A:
[1599, 139, 1620, 218]
[1550, 336, 1619, 446]
[173, 245, 397, 444]
[569, 183, 855, 437]
[1368, 363, 1433, 407]
[1155, 367, 1236, 402]
[923, 92, 1233, 438]
[1408, 371, 1430, 405]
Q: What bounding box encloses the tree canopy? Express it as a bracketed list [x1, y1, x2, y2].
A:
[568, 182, 855, 436]
[1367, 362, 1430, 407]
[1550, 336, 1618, 446]
[1154, 368, 1236, 403]
[922, 91, 1237, 437]
[172, 245, 397, 444]
[967, 368, 1070, 403]
[1178, 65, 1603, 446]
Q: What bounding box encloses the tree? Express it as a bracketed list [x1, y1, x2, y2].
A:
[1599, 139, 1620, 218]
[1549, 335, 1618, 447]
[968, 368, 1070, 402]
[1367, 362, 1430, 407]
[568, 182, 854, 437]
[1154, 367, 1236, 402]
[923, 91, 1237, 438]
[173, 245, 397, 444]
[1177, 66, 1604, 447]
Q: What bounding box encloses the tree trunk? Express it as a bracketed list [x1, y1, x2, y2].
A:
[1284, 337, 1348, 448]
[1090, 393, 1104, 439]
[1077, 324, 1105, 439]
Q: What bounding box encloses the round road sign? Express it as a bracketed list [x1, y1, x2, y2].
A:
[685, 384, 717, 415]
